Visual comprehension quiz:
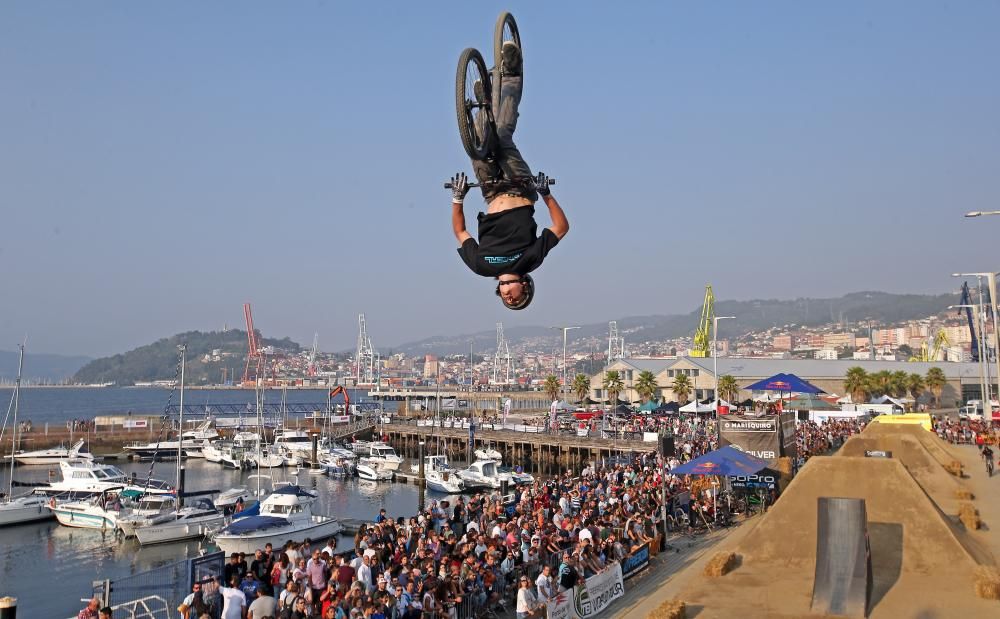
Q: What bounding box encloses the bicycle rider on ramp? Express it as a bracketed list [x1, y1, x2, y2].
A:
[449, 14, 569, 311]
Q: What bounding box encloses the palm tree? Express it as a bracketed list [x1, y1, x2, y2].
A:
[717, 375, 740, 403]
[572, 373, 590, 405]
[672, 374, 693, 405]
[890, 371, 910, 399]
[543, 375, 561, 403]
[925, 367, 946, 407]
[868, 370, 893, 398]
[907, 373, 925, 405]
[603, 370, 625, 407]
[844, 367, 869, 403]
[634, 370, 659, 403]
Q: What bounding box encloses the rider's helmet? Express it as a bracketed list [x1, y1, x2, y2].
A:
[496, 274, 534, 311]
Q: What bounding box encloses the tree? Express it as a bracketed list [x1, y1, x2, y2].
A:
[925, 367, 946, 407]
[543, 375, 561, 403]
[717, 374, 740, 403]
[672, 374, 693, 405]
[844, 367, 869, 403]
[572, 373, 590, 405]
[907, 373, 925, 404]
[634, 370, 659, 403]
[897, 344, 914, 359]
[603, 370, 625, 406]
[868, 370, 893, 398]
[890, 371, 910, 399]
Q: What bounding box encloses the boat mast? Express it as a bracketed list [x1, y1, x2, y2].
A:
[7, 344, 24, 499]
[176, 345, 186, 504]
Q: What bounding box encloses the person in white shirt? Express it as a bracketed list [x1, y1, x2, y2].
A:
[357, 554, 374, 593]
[516, 576, 539, 619]
[219, 584, 247, 619]
[534, 565, 554, 601]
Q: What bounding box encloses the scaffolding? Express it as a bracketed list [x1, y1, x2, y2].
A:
[607, 321, 625, 366]
[355, 314, 376, 385]
[491, 322, 513, 385]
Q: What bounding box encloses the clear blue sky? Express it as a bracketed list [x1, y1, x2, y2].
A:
[2, 1, 998, 357]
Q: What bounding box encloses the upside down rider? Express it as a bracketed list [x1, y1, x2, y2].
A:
[449, 40, 569, 310]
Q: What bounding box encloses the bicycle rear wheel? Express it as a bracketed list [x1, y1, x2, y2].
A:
[455, 47, 493, 161]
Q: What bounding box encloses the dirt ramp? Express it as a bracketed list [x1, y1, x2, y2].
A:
[838, 434, 966, 514]
[862, 423, 960, 469]
[679, 456, 995, 617]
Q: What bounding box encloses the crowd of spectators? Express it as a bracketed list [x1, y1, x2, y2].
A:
[794, 419, 867, 468]
[934, 416, 998, 445]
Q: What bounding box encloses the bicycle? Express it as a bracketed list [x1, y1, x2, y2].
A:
[987, 457, 994, 477]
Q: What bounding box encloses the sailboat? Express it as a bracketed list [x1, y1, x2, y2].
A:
[0, 344, 55, 526]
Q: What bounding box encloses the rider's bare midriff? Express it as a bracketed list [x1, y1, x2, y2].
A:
[486, 194, 533, 214]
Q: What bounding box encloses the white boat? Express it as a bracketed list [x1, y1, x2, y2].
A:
[116, 494, 178, 537]
[203, 439, 252, 470]
[273, 429, 316, 459]
[36, 461, 173, 497]
[212, 486, 343, 555]
[473, 445, 502, 462]
[123, 420, 218, 460]
[356, 458, 394, 481]
[426, 469, 464, 494]
[457, 460, 502, 490]
[499, 467, 535, 485]
[350, 441, 403, 471]
[134, 498, 227, 545]
[14, 438, 94, 466]
[50, 489, 124, 530]
[216, 487, 254, 514]
[0, 493, 54, 526]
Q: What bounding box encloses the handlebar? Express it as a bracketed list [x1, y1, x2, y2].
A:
[444, 178, 555, 189]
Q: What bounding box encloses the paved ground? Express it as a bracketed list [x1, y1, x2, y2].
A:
[946, 440, 1000, 559]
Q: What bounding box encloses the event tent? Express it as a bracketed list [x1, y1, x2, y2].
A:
[784, 394, 839, 411]
[638, 400, 659, 412]
[744, 372, 824, 394]
[670, 446, 768, 477]
[654, 402, 680, 414]
[679, 401, 716, 413]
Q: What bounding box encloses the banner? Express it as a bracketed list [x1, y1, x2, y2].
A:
[719, 415, 782, 464]
[621, 544, 650, 580]
[123, 419, 148, 429]
[545, 563, 625, 619]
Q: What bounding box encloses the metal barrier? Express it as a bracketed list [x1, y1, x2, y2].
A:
[92, 551, 225, 619]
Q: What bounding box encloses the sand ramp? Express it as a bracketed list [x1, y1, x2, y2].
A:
[862, 422, 961, 469]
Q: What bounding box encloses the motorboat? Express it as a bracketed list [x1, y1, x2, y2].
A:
[320, 455, 353, 478]
[14, 439, 94, 466]
[0, 492, 55, 526]
[273, 429, 316, 459]
[457, 460, 502, 490]
[134, 498, 227, 545]
[116, 494, 178, 537]
[408, 455, 464, 492]
[473, 445, 502, 462]
[409, 454, 452, 474]
[499, 467, 535, 485]
[50, 488, 125, 530]
[123, 420, 218, 460]
[349, 441, 403, 471]
[35, 461, 173, 497]
[212, 486, 343, 555]
[216, 487, 255, 514]
[356, 458, 394, 481]
[202, 439, 252, 470]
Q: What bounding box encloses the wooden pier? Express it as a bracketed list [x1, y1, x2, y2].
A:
[378, 422, 656, 477]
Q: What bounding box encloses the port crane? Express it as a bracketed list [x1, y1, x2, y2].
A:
[242, 303, 265, 386]
[910, 330, 950, 362]
[690, 285, 715, 357]
[959, 281, 981, 362]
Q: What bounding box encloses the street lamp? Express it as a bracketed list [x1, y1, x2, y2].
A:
[551, 326, 581, 400]
[712, 316, 735, 446]
[953, 272, 1000, 412]
[965, 211, 1000, 218]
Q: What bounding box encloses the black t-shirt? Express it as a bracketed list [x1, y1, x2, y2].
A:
[458, 205, 559, 277]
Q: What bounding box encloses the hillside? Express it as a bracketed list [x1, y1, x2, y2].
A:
[393, 290, 958, 355]
[0, 350, 92, 384]
[72, 330, 301, 386]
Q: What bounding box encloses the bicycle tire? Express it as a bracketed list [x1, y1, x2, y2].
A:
[455, 47, 493, 160]
[494, 11, 522, 73]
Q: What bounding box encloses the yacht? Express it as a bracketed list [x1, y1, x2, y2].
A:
[212, 486, 343, 555]
[123, 420, 218, 460]
[473, 445, 502, 462]
[349, 441, 403, 471]
[36, 461, 173, 497]
[273, 429, 316, 459]
[49, 488, 125, 530]
[14, 439, 94, 466]
[356, 458, 394, 481]
[203, 437, 253, 470]
[116, 494, 178, 537]
[457, 460, 502, 490]
[134, 498, 227, 545]
[0, 493, 54, 527]
[412, 456, 464, 494]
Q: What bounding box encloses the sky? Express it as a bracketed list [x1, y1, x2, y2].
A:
[1, 1, 999, 357]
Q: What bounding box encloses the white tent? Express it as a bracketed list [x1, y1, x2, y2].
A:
[870, 395, 909, 408]
[679, 401, 716, 413]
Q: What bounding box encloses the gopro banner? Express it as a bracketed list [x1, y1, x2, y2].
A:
[546, 563, 625, 619]
[621, 544, 650, 580]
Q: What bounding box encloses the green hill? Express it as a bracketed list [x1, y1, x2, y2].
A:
[72, 330, 301, 386]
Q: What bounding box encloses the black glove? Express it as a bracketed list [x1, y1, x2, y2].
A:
[534, 172, 551, 197]
[451, 172, 470, 204]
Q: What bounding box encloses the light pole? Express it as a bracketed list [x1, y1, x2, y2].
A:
[953, 272, 1000, 411]
[551, 326, 581, 399]
[965, 211, 1000, 218]
[713, 316, 734, 447]
[951, 304, 989, 412]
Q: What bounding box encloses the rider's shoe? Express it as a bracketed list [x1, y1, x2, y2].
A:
[473, 79, 486, 105]
[500, 41, 522, 77]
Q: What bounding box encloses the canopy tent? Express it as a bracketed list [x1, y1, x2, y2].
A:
[638, 400, 660, 412]
[614, 404, 632, 416]
[753, 393, 780, 403]
[743, 373, 824, 394]
[836, 394, 853, 404]
[654, 402, 680, 414]
[582, 396, 602, 405]
[552, 400, 575, 411]
[679, 401, 716, 413]
[670, 446, 768, 477]
[870, 395, 911, 407]
[738, 398, 755, 408]
[784, 394, 839, 411]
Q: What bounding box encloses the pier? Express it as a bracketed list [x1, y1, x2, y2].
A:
[380, 422, 656, 477]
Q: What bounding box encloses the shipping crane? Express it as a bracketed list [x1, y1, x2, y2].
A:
[690, 285, 715, 357]
[960, 281, 980, 362]
[910, 330, 950, 362]
[307, 333, 319, 377]
[242, 303, 265, 386]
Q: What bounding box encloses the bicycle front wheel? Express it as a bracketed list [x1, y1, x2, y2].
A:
[455, 47, 493, 160]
